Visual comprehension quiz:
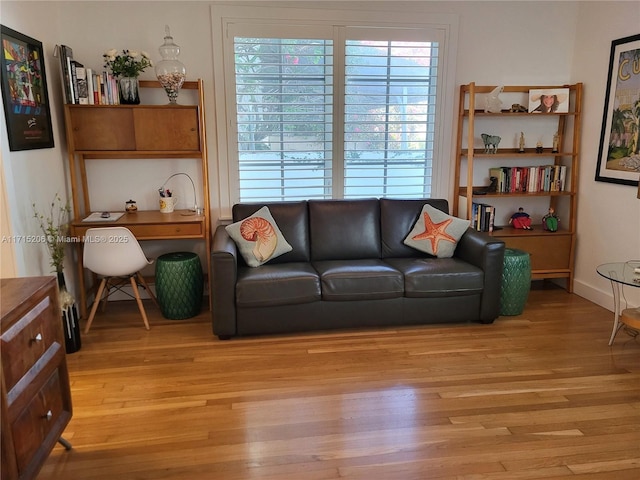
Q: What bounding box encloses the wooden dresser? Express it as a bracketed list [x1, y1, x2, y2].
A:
[1, 276, 73, 480]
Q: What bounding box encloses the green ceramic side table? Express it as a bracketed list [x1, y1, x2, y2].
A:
[500, 248, 531, 316]
[155, 252, 204, 319]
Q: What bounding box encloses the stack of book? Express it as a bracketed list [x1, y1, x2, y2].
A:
[471, 202, 495, 232]
[489, 165, 567, 193]
[54, 44, 120, 105]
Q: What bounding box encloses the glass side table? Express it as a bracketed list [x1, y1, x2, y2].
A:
[596, 261, 640, 345]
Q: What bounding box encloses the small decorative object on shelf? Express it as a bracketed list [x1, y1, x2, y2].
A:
[535, 141, 543, 153]
[518, 132, 525, 153]
[473, 176, 498, 195]
[484, 85, 503, 113]
[552, 132, 559, 153]
[510, 104, 528, 113]
[481, 133, 501, 154]
[126, 199, 138, 213]
[156, 25, 186, 104]
[509, 207, 532, 230]
[103, 48, 153, 105]
[542, 207, 559, 232]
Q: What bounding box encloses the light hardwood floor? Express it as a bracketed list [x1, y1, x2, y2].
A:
[39, 283, 639, 479]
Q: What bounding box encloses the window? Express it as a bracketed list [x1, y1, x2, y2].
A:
[235, 37, 334, 201]
[343, 39, 438, 199]
[215, 6, 457, 206]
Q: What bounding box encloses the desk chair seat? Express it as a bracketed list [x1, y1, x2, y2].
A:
[83, 227, 157, 333]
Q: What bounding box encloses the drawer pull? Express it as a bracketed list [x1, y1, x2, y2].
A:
[44, 410, 53, 421]
[32, 332, 43, 343]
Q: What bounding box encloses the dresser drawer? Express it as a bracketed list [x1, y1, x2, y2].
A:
[11, 368, 69, 473]
[1, 295, 59, 392]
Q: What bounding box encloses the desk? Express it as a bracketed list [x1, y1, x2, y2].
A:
[70, 210, 207, 317]
[596, 261, 640, 345]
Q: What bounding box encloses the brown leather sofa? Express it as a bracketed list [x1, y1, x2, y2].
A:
[211, 198, 505, 339]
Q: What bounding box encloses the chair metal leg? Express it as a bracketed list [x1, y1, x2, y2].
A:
[137, 272, 159, 309]
[58, 436, 72, 450]
[130, 276, 151, 330]
[84, 278, 107, 333]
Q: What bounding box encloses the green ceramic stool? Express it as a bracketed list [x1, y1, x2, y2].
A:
[155, 252, 204, 319]
[500, 248, 531, 316]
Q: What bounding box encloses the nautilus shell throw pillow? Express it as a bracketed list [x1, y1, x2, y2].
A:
[403, 204, 470, 258]
[225, 206, 293, 267]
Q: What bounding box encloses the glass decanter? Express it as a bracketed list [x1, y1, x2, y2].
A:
[155, 25, 186, 104]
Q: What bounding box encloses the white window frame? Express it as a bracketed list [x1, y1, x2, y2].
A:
[210, 4, 459, 218]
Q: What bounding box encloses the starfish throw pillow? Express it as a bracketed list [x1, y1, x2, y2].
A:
[403, 204, 470, 258]
[225, 206, 293, 267]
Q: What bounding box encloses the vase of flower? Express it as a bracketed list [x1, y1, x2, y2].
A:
[33, 195, 81, 354]
[118, 77, 140, 104]
[103, 48, 152, 105]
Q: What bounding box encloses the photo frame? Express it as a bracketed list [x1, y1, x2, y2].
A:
[528, 88, 569, 113]
[1, 25, 54, 151]
[595, 33, 640, 186]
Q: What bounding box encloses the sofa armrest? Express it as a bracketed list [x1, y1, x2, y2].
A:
[211, 224, 238, 338]
[456, 228, 505, 323]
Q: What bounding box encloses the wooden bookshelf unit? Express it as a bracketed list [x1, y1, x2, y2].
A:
[453, 83, 582, 291]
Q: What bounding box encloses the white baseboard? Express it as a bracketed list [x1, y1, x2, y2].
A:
[572, 278, 638, 313]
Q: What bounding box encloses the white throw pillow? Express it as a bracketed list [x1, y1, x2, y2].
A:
[225, 206, 293, 267]
[403, 204, 470, 258]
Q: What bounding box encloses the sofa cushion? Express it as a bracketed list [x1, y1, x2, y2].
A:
[226, 206, 293, 267]
[380, 198, 450, 258]
[232, 201, 310, 264]
[309, 199, 381, 261]
[236, 262, 321, 307]
[404, 204, 470, 258]
[385, 257, 483, 298]
[313, 259, 403, 301]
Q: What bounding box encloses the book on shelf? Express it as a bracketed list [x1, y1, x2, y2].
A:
[75, 65, 89, 104]
[86, 68, 94, 105]
[70, 60, 84, 104]
[53, 44, 75, 104]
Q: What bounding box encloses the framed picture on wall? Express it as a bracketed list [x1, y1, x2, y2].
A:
[595, 33, 640, 186]
[0, 25, 54, 151]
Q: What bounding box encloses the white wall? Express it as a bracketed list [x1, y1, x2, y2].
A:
[0, 2, 70, 278]
[571, 1, 640, 310]
[1, 1, 637, 310]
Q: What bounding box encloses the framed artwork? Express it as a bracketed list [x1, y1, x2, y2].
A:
[0, 25, 54, 151]
[528, 88, 569, 113]
[595, 33, 640, 186]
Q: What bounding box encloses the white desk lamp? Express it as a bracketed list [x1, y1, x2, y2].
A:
[158, 172, 200, 215]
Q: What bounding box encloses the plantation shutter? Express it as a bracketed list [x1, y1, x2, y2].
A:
[230, 25, 444, 202]
[343, 34, 439, 199]
[234, 37, 334, 201]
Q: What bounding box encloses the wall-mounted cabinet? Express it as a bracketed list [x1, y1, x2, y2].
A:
[453, 83, 582, 291]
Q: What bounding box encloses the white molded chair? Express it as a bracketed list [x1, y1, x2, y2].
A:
[83, 227, 157, 333]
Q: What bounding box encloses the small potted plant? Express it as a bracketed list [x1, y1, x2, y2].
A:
[33, 194, 81, 352]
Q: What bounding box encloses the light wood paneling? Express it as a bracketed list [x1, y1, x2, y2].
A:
[39, 283, 640, 479]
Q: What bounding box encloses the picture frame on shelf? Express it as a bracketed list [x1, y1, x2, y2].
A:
[0, 25, 54, 151]
[595, 33, 640, 187]
[528, 88, 569, 113]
